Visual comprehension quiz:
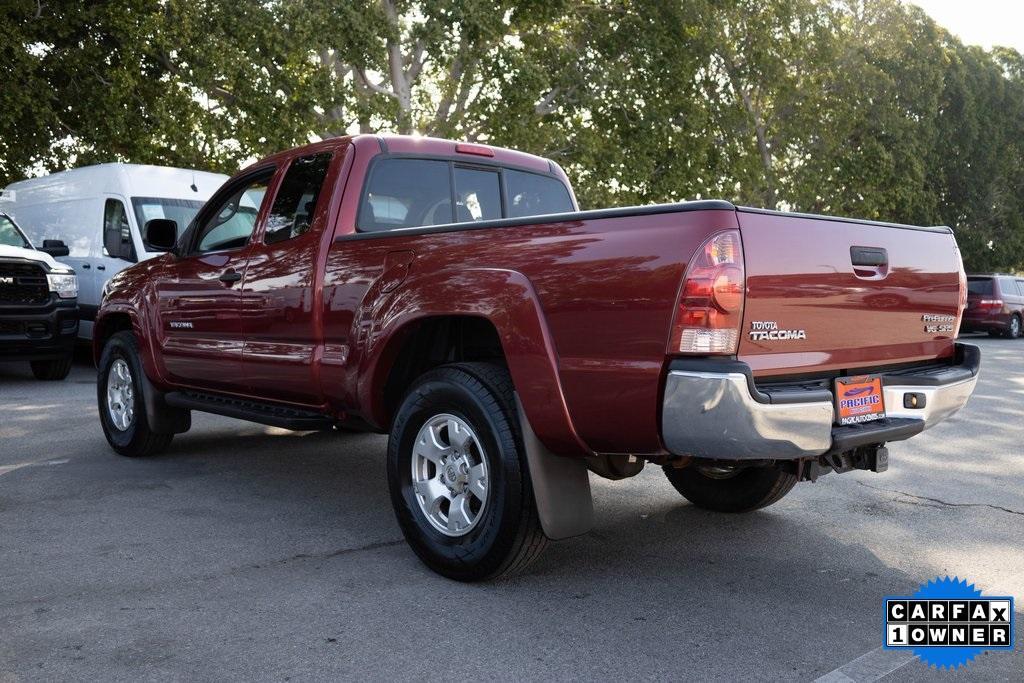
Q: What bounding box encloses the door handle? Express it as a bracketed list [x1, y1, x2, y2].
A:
[96, 265, 106, 271]
[850, 246, 889, 280]
[850, 246, 887, 267]
[219, 270, 242, 284]
[81, 263, 91, 269]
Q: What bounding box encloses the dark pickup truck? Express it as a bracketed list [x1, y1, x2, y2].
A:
[94, 135, 978, 580]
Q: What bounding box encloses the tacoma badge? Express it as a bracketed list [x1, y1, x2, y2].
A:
[749, 320, 807, 341]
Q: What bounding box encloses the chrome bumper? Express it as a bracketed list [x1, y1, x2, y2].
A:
[661, 345, 979, 460]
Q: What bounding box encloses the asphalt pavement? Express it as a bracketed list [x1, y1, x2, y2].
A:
[1, 335, 1021, 681]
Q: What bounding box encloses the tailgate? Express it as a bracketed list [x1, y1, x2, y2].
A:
[736, 209, 962, 377]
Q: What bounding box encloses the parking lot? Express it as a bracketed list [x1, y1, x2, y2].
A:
[0, 335, 1021, 681]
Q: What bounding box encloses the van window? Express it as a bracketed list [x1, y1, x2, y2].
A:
[358, 159, 453, 231]
[505, 169, 573, 218]
[195, 175, 270, 253]
[103, 199, 135, 261]
[998, 277, 1017, 296]
[967, 278, 993, 296]
[454, 167, 502, 221]
[0, 215, 30, 249]
[265, 153, 332, 244]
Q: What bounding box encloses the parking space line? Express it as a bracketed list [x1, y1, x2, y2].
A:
[814, 646, 915, 683]
[0, 458, 69, 478]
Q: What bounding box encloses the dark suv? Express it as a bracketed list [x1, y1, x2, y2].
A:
[962, 274, 1024, 339]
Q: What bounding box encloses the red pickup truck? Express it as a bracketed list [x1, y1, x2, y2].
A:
[94, 135, 978, 580]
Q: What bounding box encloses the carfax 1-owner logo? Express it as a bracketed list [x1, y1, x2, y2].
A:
[884, 576, 1015, 669]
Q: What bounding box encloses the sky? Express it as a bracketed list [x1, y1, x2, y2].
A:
[910, 0, 1024, 52]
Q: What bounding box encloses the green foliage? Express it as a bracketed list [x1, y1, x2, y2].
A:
[1, 0, 1022, 272]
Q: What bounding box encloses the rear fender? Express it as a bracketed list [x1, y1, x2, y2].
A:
[359, 267, 592, 458]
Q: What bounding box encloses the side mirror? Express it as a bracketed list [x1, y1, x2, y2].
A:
[144, 218, 178, 252]
[39, 239, 69, 257]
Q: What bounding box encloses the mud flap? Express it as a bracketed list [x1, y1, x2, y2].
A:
[515, 396, 593, 540]
[139, 368, 191, 435]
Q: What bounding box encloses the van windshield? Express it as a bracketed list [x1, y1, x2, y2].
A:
[0, 214, 31, 249]
[131, 197, 206, 242]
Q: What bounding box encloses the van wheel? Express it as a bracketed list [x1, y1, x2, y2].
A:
[1006, 315, 1022, 339]
[662, 463, 797, 513]
[30, 357, 72, 380]
[387, 363, 547, 581]
[97, 331, 173, 457]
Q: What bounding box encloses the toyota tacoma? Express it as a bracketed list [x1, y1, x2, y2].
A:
[94, 135, 978, 580]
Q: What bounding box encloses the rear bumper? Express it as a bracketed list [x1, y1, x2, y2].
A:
[961, 310, 1010, 332]
[0, 300, 79, 361]
[661, 343, 979, 460]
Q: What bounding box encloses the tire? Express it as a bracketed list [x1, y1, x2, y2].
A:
[1006, 315, 1022, 339]
[387, 362, 547, 581]
[662, 463, 797, 513]
[97, 331, 173, 457]
[30, 356, 72, 381]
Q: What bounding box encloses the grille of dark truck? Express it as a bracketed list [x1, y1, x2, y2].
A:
[0, 260, 50, 306]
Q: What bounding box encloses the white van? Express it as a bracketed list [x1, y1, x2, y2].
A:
[2, 164, 228, 339]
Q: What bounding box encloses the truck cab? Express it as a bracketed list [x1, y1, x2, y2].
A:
[0, 212, 79, 380]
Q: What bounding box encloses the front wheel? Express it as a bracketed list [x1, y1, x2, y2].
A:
[663, 463, 797, 513]
[387, 363, 547, 581]
[30, 356, 72, 380]
[97, 331, 173, 457]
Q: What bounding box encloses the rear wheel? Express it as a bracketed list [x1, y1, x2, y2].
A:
[663, 463, 797, 513]
[1006, 315, 1022, 339]
[97, 331, 173, 457]
[387, 363, 547, 581]
[30, 356, 72, 381]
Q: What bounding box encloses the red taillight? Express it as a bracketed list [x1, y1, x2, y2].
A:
[669, 230, 745, 354]
[954, 248, 966, 337]
[979, 299, 1004, 308]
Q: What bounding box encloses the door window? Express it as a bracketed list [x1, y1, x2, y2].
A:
[265, 153, 333, 245]
[195, 174, 270, 253]
[103, 199, 135, 261]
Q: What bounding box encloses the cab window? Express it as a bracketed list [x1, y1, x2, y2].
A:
[195, 173, 270, 253]
[358, 159, 453, 232]
[505, 169, 573, 218]
[454, 167, 502, 221]
[265, 153, 332, 244]
[0, 215, 30, 249]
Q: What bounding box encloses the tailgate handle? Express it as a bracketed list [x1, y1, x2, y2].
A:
[850, 246, 887, 267]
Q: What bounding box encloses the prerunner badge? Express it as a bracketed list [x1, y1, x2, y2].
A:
[883, 576, 1015, 669]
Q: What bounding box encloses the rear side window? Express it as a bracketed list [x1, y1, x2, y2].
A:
[998, 277, 1017, 296]
[357, 157, 574, 232]
[359, 159, 453, 232]
[506, 169, 573, 218]
[265, 153, 332, 244]
[967, 278, 993, 295]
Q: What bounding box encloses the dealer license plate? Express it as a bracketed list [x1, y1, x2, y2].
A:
[834, 375, 886, 426]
